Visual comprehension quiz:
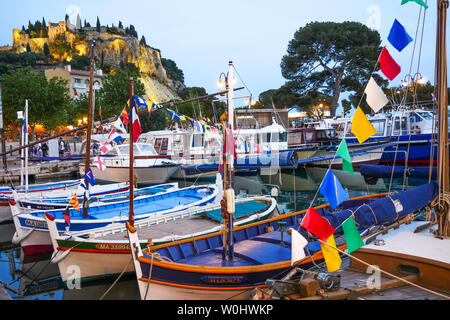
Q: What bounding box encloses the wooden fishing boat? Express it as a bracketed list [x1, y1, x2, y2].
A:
[44, 195, 278, 284]
[126, 183, 437, 300]
[10, 183, 219, 255]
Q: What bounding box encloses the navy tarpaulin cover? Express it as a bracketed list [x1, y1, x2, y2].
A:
[320, 183, 438, 229]
[360, 164, 437, 184]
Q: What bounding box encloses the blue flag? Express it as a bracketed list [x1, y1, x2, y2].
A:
[388, 19, 413, 52]
[319, 169, 349, 209]
[134, 95, 148, 108]
[167, 109, 181, 120]
[84, 168, 96, 186]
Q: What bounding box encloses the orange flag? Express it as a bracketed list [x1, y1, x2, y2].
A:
[69, 194, 81, 212]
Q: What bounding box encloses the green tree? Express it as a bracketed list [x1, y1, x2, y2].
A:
[140, 35, 147, 47]
[98, 69, 145, 119]
[96, 17, 101, 32]
[161, 58, 184, 83]
[176, 87, 226, 122]
[281, 21, 385, 116]
[2, 67, 71, 139]
[139, 109, 168, 132]
[43, 43, 50, 56]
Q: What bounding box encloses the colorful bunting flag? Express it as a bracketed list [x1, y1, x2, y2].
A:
[92, 155, 107, 172]
[351, 107, 377, 144]
[100, 141, 113, 154]
[195, 120, 205, 133]
[301, 206, 335, 242]
[320, 234, 342, 272]
[84, 168, 96, 186]
[167, 109, 181, 120]
[342, 216, 365, 254]
[364, 77, 389, 113]
[107, 130, 124, 144]
[290, 228, 308, 266]
[336, 139, 353, 175]
[388, 19, 414, 52]
[319, 169, 349, 209]
[69, 194, 80, 211]
[378, 47, 401, 81]
[401, 0, 429, 9]
[120, 106, 129, 126]
[134, 95, 148, 109]
[112, 117, 127, 134]
[131, 103, 142, 143]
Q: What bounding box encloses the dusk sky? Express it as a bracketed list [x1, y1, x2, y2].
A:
[0, 0, 443, 111]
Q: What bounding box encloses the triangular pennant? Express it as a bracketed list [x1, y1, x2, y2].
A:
[336, 139, 354, 175]
[364, 77, 389, 113]
[301, 206, 335, 242]
[342, 216, 364, 254]
[62, 206, 71, 227]
[320, 234, 342, 272]
[401, 0, 429, 9]
[290, 228, 308, 266]
[388, 19, 414, 52]
[351, 107, 377, 143]
[319, 169, 349, 209]
[378, 47, 401, 81]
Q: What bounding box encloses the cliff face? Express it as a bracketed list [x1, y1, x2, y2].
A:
[87, 32, 184, 101]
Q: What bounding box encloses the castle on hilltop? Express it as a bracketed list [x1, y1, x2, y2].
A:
[10, 14, 125, 55]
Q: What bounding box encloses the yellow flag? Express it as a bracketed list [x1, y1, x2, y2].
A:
[320, 234, 342, 272]
[351, 107, 377, 143]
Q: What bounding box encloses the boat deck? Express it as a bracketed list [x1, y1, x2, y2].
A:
[97, 199, 272, 242]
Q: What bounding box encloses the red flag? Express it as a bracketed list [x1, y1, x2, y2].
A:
[131, 105, 142, 143]
[62, 207, 71, 227]
[301, 206, 335, 242]
[378, 47, 401, 81]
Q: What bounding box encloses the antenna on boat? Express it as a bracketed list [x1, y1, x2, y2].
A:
[82, 41, 96, 219]
[435, 0, 449, 238]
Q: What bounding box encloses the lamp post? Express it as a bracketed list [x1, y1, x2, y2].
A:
[0, 76, 6, 170]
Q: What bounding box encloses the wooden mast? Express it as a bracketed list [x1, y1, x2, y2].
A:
[82, 41, 95, 218]
[129, 78, 135, 227]
[226, 60, 235, 261]
[436, 0, 449, 237]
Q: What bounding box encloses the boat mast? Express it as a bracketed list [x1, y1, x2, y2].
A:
[82, 42, 95, 218]
[435, 0, 449, 237]
[226, 60, 236, 261]
[129, 77, 135, 227]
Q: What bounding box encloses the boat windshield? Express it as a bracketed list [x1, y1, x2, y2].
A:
[116, 144, 157, 156]
[416, 111, 433, 121]
[370, 119, 386, 136]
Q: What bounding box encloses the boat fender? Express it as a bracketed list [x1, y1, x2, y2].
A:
[226, 189, 235, 214]
[12, 227, 36, 245]
[51, 248, 72, 264]
[197, 188, 210, 193]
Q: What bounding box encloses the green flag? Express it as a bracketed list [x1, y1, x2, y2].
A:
[401, 0, 429, 9]
[336, 139, 354, 175]
[342, 216, 364, 254]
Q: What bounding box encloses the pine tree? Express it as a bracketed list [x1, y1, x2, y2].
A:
[140, 35, 147, 47]
[118, 21, 123, 29]
[26, 43, 31, 52]
[96, 16, 101, 32]
[42, 17, 48, 37]
[43, 43, 50, 56]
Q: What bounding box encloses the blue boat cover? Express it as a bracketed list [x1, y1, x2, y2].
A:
[321, 183, 438, 229]
[360, 164, 437, 182]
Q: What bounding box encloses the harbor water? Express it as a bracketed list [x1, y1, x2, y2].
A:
[0, 167, 428, 300]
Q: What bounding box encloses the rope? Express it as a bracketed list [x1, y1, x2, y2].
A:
[98, 257, 133, 300]
[318, 238, 450, 300]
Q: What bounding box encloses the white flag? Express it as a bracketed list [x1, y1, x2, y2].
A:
[112, 117, 127, 134]
[92, 155, 107, 172]
[290, 228, 308, 266]
[364, 77, 389, 113]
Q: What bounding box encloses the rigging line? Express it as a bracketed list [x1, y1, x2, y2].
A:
[98, 257, 133, 300]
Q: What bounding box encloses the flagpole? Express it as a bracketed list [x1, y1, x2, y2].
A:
[82, 41, 95, 219]
[129, 77, 135, 227]
[25, 100, 29, 192]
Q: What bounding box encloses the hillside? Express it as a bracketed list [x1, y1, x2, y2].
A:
[3, 17, 184, 102]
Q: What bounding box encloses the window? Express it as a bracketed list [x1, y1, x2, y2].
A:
[74, 78, 81, 84]
[401, 116, 408, 135]
[393, 117, 401, 135]
[192, 134, 204, 148]
[370, 119, 386, 136]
